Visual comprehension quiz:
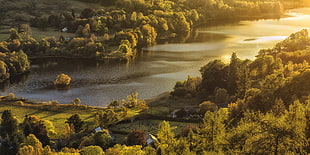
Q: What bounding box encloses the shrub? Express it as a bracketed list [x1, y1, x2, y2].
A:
[54, 73, 71, 89]
[199, 101, 218, 114]
[127, 130, 146, 146]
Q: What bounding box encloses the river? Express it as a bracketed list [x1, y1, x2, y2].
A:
[1, 8, 310, 106]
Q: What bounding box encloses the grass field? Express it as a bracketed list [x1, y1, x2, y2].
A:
[0, 0, 105, 42]
[0, 94, 141, 138]
[0, 101, 98, 135]
[146, 92, 201, 116]
[108, 92, 201, 142]
[110, 119, 196, 135]
[0, 26, 76, 42]
[0, 0, 103, 26]
[0, 91, 200, 142]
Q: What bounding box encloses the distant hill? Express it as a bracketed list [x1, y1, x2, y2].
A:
[0, 0, 102, 26]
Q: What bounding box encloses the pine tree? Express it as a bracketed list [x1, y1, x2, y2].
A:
[0, 110, 18, 139]
[199, 59, 228, 97]
[156, 121, 177, 154]
[66, 114, 84, 133]
[22, 115, 50, 146]
[157, 121, 175, 144]
[197, 108, 228, 153]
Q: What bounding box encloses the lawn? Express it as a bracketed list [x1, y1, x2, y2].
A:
[146, 91, 201, 116]
[0, 0, 106, 42]
[0, 102, 98, 135]
[110, 119, 197, 136]
[0, 27, 76, 42]
[0, 94, 142, 138]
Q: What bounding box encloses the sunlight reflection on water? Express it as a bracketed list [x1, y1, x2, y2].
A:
[2, 8, 310, 106]
[242, 36, 288, 43]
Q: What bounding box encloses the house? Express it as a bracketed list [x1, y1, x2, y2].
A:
[62, 27, 68, 32]
[94, 126, 103, 133]
[93, 126, 115, 141]
[146, 132, 158, 145]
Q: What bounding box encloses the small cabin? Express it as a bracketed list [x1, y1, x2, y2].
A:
[93, 126, 115, 141]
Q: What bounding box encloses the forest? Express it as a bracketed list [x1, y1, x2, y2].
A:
[0, 0, 309, 154]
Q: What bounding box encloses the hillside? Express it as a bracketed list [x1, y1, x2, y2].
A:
[0, 0, 102, 26]
[0, 0, 309, 154]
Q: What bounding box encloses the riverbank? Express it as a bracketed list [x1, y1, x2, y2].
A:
[0, 90, 202, 143]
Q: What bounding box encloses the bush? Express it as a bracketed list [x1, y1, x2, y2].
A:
[54, 73, 71, 89]
[14, 101, 24, 106]
[199, 101, 218, 114]
[127, 130, 146, 146]
[80, 146, 104, 155]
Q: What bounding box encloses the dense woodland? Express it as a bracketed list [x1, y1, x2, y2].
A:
[0, 0, 309, 154]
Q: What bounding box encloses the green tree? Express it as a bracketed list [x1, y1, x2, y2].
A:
[9, 28, 20, 40]
[82, 24, 91, 37]
[141, 24, 157, 46]
[118, 40, 132, 55]
[66, 114, 84, 133]
[54, 73, 71, 88]
[144, 145, 157, 155]
[130, 11, 137, 27]
[197, 108, 228, 153]
[214, 88, 229, 104]
[22, 115, 50, 146]
[243, 102, 307, 154]
[227, 52, 241, 95]
[80, 145, 104, 155]
[228, 101, 308, 154]
[18, 145, 36, 155]
[122, 92, 141, 108]
[107, 100, 119, 108]
[227, 53, 251, 99]
[24, 134, 42, 148]
[199, 59, 228, 97]
[16, 50, 30, 72]
[95, 109, 120, 128]
[173, 137, 196, 155]
[19, 134, 44, 155]
[0, 110, 20, 155]
[0, 110, 18, 139]
[43, 120, 57, 139]
[156, 121, 177, 154]
[274, 29, 310, 53]
[18, 24, 32, 36]
[42, 145, 52, 155]
[275, 70, 310, 105]
[93, 130, 112, 149]
[199, 101, 217, 114]
[227, 111, 262, 153]
[157, 121, 175, 144]
[106, 144, 144, 154]
[237, 60, 251, 98]
[271, 98, 286, 116]
[173, 12, 190, 33]
[71, 98, 81, 105]
[244, 88, 266, 112]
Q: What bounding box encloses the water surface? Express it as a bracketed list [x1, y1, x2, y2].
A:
[2, 8, 310, 106]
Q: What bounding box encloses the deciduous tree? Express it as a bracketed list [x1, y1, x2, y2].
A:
[127, 130, 146, 146]
[66, 114, 84, 133]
